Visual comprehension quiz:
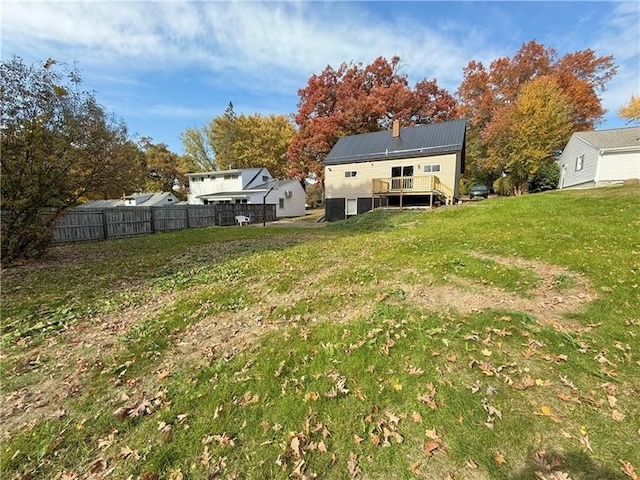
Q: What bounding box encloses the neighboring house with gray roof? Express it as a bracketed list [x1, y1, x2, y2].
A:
[78, 192, 180, 209]
[123, 192, 180, 206]
[186, 168, 305, 218]
[323, 119, 467, 221]
[557, 126, 640, 189]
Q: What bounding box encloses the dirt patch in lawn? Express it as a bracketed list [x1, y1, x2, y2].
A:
[0, 253, 595, 437]
[404, 253, 595, 329]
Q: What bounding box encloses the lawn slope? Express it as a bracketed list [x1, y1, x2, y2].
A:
[1, 185, 639, 479]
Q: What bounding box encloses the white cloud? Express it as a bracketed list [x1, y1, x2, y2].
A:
[2, 1, 479, 91]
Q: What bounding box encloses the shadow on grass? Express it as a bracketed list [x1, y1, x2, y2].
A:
[510, 448, 626, 480]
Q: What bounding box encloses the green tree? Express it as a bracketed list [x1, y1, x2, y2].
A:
[140, 139, 188, 199]
[1, 57, 140, 265]
[483, 76, 573, 195]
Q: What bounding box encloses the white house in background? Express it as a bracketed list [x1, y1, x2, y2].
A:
[186, 168, 306, 218]
[78, 192, 180, 208]
[557, 126, 640, 189]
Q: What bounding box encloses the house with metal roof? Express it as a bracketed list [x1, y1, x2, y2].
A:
[323, 119, 467, 221]
[186, 168, 306, 218]
[557, 126, 640, 189]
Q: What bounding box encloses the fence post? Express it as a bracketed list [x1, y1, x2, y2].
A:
[102, 209, 109, 240]
[149, 207, 155, 234]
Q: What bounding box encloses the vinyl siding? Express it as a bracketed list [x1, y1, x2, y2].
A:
[557, 136, 599, 189]
[324, 152, 459, 199]
[596, 150, 640, 185]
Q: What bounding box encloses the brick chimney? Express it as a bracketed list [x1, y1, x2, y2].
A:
[392, 119, 400, 138]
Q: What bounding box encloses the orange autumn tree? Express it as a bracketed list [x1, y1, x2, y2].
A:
[457, 41, 617, 192]
[288, 56, 458, 182]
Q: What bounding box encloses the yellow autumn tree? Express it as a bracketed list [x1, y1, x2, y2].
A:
[618, 95, 640, 125]
[181, 103, 295, 178]
[484, 76, 573, 195]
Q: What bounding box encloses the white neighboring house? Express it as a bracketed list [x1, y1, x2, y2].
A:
[186, 168, 306, 218]
[78, 192, 180, 208]
[557, 126, 640, 189]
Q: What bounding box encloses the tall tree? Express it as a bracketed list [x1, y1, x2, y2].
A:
[618, 95, 640, 124]
[180, 105, 295, 178]
[484, 76, 572, 195]
[288, 56, 458, 182]
[141, 138, 187, 197]
[1, 56, 141, 265]
[457, 41, 617, 190]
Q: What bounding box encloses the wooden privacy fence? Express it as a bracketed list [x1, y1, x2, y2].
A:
[50, 204, 276, 244]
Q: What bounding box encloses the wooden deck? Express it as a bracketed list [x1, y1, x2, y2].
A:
[372, 175, 454, 202]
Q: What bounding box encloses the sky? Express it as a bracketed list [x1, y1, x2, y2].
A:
[3, 1, 639, 155]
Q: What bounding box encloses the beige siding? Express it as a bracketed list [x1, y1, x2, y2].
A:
[325, 153, 459, 198]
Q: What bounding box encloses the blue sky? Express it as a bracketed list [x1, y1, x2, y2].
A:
[3, 1, 639, 155]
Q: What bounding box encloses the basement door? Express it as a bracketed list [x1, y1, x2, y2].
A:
[345, 198, 358, 217]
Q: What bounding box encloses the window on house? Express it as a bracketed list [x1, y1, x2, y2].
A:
[223, 174, 238, 180]
[279, 198, 285, 209]
[262, 175, 269, 182]
[423, 164, 441, 173]
[344, 171, 357, 178]
[575, 155, 584, 171]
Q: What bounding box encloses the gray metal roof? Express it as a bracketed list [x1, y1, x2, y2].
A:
[324, 119, 467, 165]
[575, 126, 640, 150]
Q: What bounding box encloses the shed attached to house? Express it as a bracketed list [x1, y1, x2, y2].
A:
[323, 119, 467, 222]
[557, 126, 640, 189]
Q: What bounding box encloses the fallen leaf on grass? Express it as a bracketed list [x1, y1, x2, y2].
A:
[411, 411, 423, 423]
[418, 383, 438, 410]
[611, 410, 626, 421]
[424, 439, 442, 456]
[304, 391, 320, 402]
[347, 453, 360, 478]
[620, 459, 639, 480]
[97, 430, 117, 449]
[494, 452, 507, 465]
[119, 446, 140, 460]
[535, 405, 562, 423]
[354, 435, 364, 445]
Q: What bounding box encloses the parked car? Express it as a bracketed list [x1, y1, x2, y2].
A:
[469, 184, 489, 199]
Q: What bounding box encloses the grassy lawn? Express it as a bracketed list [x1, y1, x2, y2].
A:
[1, 185, 639, 479]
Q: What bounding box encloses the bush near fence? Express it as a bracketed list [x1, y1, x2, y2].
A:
[50, 204, 276, 244]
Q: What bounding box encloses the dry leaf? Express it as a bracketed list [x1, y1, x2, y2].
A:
[494, 452, 507, 465]
[424, 440, 441, 456]
[157, 369, 170, 380]
[620, 459, 639, 480]
[353, 435, 364, 444]
[535, 405, 562, 423]
[425, 429, 440, 440]
[411, 411, 423, 423]
[611, 410, 625, 421]
[304, 391, 320, 402]
[347, 452, 360, 478]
